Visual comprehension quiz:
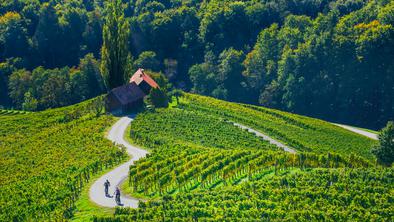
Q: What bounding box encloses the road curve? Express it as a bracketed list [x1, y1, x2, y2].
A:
[90, 116, 296, 208]
[333, 123, 378, 140]
[89, 116, 148, 208]
[232, 122, 297, 154]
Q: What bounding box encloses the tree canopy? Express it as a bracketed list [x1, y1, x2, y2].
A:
[0, 0, 392, 129]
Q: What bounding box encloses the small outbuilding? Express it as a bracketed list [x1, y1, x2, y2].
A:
[106, 69, 159, 113]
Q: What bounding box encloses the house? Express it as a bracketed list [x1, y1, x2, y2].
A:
[106, 69, 159, 113]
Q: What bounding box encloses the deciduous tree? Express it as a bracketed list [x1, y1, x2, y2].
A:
[372, 121, 394, 166]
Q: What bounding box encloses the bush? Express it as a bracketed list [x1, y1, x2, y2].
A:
[372, 121, 394, 166]
[149, 88, 168, 108]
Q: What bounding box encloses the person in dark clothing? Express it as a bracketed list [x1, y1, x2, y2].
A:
[104, 179, 110, 197]
[114, 187, 121, 205]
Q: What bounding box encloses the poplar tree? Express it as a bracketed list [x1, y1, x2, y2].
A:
[100, 0, 131, 90]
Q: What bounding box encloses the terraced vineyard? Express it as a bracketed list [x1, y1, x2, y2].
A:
[104, 168, 394, 221]
[0, 109, 30, 116]
[127, 148, 370, 199]
[0, 100, 126, 221]
[0, 93, 388, 221]
[129, 108, 279, 151]
[183, 94, 377, 160]
[91, 94, 391, 221]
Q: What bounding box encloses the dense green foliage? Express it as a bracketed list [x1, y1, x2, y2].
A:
[7, 54, 105, 110]
[128, 148, 370, 199]
[101, 0, 131, 89]
[129, 108, 278, 151]
[183, 94, 376, 160]
[372, 121, 394, 166]
[0, 99, 126, 221]
[101, 168, 393, 221]
[240, 1, 394, 129]
[94, 94, 390, 221]
[0, 0, 392, 129]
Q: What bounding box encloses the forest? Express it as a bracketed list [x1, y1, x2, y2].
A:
[0, 0, 393, 129]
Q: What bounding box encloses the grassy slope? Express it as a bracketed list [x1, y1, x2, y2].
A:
[0, 100, 127, 221]
[183, 93, 377, 160]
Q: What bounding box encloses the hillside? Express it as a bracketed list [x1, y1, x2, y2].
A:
[183, 94, 377, 160]
[0, 99, 126, 221]
[92, 94, 392, 221]
[1, 0, 393, 221]
[0, 94, 391, 221]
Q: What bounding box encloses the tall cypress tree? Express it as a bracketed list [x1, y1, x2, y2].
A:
[100, 0, 130, 90]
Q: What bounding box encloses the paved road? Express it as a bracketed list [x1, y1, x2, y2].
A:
[232, 122, 297, 154]
[89, 116, 148, 208]
[333, 124, 378, 140]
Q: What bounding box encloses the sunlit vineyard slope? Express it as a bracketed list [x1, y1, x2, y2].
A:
[0, 100, 126, 221]
[91, 94, 393, 222]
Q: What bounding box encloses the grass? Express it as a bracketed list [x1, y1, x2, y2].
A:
[71, 167, 116, 222]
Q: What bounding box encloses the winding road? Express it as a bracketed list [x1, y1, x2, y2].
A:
[89, 116, 297, 208]
[232, 122, 297, 154]
[89, 114, 378, 209]
[89, 116, 148, 208]
[333, 124, 378, 140]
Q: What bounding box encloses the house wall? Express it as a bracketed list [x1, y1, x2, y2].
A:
[124, 99, 144, 113]
[138, 81, 152, 95]
[105, 93, 121, 112]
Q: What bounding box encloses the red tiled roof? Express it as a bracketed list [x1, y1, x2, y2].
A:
[130, 68, 159, 89]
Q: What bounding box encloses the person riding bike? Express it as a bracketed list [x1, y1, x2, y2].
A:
[114, 187, 121, 205]
[104, 179, 110, 196]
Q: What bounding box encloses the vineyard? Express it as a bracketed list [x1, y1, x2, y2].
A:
[0, 109, 30, 116]
[182, 94, 377, 160]
[90, 94, 392, 221]
[1, 0, 393, 219]
[127, 147, 371, 198]
[0, 93, 389, 221]
[101, 168, 393, 221]
[0, 100, 127, 221]
[128, 108, 279, 151]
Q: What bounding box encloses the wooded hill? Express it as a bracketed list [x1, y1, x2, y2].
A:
[0, 0, 393, 129]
